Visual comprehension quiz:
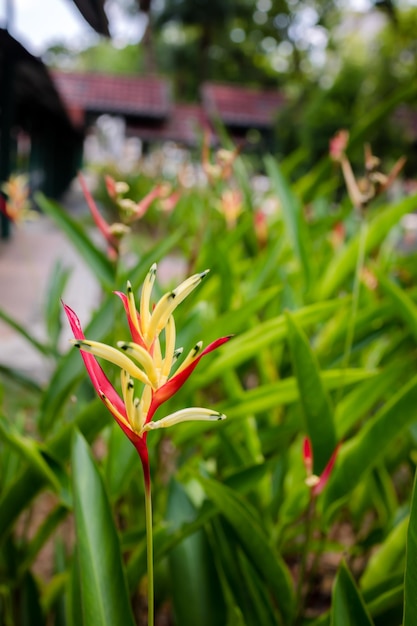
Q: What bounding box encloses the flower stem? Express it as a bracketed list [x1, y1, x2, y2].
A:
[295, 496, 316, 625]
[143, 459, 154, 626]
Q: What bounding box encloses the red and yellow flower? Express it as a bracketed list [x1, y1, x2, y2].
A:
[63, 264, 230, 475]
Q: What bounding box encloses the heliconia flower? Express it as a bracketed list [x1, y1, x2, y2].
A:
[105, 174, 129, 199]
[254, 209, 268, 247]
[0, 173, 36, 223]
[158, 183, 182, 214]
[329, 133, 406, 211]
[330, 221, 345, 250]
[201, 129, 240, 184]
[78, 172, 129, 260]
[63, 264, 231, 469]
[121, 184, 163, 223]
[329, 130, 349, 163]
[218, 189, 243, 229]
[302, 437, 340, 497]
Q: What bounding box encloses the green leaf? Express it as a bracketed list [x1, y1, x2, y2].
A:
[211, 518, 279, 626]
[360, 516, 408, 591]
[119, 228, 185, 288]
[0, 363, 43, 393]
[367, 584, 403, 623]
[104, 422, 138, 501]
[126, 463, 271, 590]
[35, 192, 115, 289]
[335, 364, 405, 439]
[18, 505, 68, 577]
[0, 415, 61, 492]
[403, 470, 417, 626]
[0, 470, 46, 541]
[166, 480, 226, 626]
[71, 430, 135, 626]
[318, 194, 417, 299]
[377, 271, 417, 342]
[331, 560, 374, 626]
[20, 571, 46, 626]
[44, 261, 71, 350]
[0, 306, 52, 356]
[265, 155, 311, 291]
[217, 369, 376, 420]
[0, 400, 111, 543]
[66, 547, 84, 626]
[324, 373, 417, 513]
[199, 300, 343, 384]
[199, 476, 295, 625]
[285, 311, 337, 474]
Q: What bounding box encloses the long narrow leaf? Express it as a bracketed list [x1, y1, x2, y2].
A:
[324, 373, 417, 514]
[199, 300, 343, 384]
[377, 271, 417, 342]
[286, 311, 337, 474]
[166, 480, 226, 626]
[35, 192, 115, 289]
[403, 470, 417, 626]
[331, 560, 374, 626]
[217, 368, 376, 420]
[0, 414, 61, 491]
[199, 476, 295, 625]
[318, 194, 417, 299]
[0, 307, 52, 356]
[71, 430, 135, 626]
[265, 155, 311, 291]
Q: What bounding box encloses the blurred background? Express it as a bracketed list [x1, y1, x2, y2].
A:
[2, 0, 417, 206]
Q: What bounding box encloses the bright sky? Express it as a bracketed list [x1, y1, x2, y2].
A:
[0, 0, 144, 56]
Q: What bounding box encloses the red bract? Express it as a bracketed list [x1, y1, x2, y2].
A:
[303, 436, 340, 497]
[78, 172, 122, 259]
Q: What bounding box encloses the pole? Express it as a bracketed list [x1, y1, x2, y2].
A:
[0, 0, 15, 238]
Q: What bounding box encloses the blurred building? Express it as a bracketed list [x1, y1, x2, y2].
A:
[0, 0, 109, 237]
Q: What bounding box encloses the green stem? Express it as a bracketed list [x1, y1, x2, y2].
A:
[342, 219, 368, 371]
[335, 218, 368, 408]
[143, 459, 154, 626]
[295, 496, 316, 625]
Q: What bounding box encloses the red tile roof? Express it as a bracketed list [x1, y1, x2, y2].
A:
[51, 71, 171, 120]
[127, 104, 209, 145]
[48, 72, 285, 144]
[201, 82, 285, 128]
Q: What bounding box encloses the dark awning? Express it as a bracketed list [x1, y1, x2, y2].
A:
[70, 0, 110, 37]
[0, 28, 79, 132]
